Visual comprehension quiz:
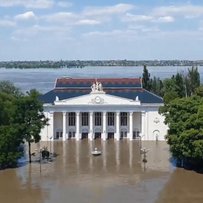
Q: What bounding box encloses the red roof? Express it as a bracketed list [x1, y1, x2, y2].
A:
[55, 77, 142, 88]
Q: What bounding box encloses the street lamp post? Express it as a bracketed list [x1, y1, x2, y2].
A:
[39, 149, 42, 173]
[140, 148, 149, 171]
[138, 132, 142, 154]
[49, 137, 52, 155]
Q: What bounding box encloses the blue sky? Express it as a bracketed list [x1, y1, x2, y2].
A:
[0, 0, 203, 60]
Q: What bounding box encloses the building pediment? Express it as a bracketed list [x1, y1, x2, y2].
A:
[54, 93, 141, 106]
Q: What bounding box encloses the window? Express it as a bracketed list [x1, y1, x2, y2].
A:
[108, 112, 115, 126]
[120, 112, 127, 126]
[82, 112, 89, 126]
[95, 112, 101, 126]
[69, 112, 76, 126]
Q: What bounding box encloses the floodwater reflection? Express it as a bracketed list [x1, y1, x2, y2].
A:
[1, 140, 202, 203]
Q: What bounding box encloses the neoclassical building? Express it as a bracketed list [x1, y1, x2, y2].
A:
[40, 77, 168, 141]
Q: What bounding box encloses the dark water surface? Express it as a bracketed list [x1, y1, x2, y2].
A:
[1, 141, 203, 203]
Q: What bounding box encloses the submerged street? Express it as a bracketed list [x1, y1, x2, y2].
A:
[0, 140, 203, 203]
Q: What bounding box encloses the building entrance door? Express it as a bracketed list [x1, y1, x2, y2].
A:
[95, 132, 101, 139]
[121, 130, 127, 139]
[108, 132, 114, 139]
[68, 131, 75, 139]
[133, 130, 140, 139]
[81, 133, 88, 139]
[55, 131, 63, 140]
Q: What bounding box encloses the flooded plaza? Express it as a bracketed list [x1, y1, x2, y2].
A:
[0, 140, 203, 203]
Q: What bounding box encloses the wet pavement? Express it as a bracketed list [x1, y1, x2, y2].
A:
[0, 140, 203, 203]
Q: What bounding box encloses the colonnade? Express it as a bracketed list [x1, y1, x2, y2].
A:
[48, 111, 146, 141]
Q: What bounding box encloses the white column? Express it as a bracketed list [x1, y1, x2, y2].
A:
[76, 112, 80, 140]
[62, 112, 67, 141]
[88, 112, 93, 140]
[129, 112, 133, 140]
[141, 111, 145, 140]
[116, 112, 120, 140]
[102, 112, 107, 140]
[49, 111, 54, 141]
[145, 111, 148, 140]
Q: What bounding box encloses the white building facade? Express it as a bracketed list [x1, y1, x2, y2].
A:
[40, 78, 168, 141]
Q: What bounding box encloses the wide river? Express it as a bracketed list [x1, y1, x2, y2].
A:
[0, 66, 203, 93]
[0, 66, 203, 203]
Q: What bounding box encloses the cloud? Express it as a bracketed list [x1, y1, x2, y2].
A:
[43, 4, 135, 27]
[83, 29, 141, 39]
[57, 1, 72, 8]
[123, 13, 153, 22]
[153, 5, 203, 18]
[44, 12, 77, 24]
[123, 13, 174, 23]
[15, 11, 36, 21]
[0, 19, 16, 27]
[154, 16, 174, 23]
[76, 19, 101, 25]
[11, 24, 71, 41]
[0, 0, 54, 9]
[44, 12, 101, 26]
[83, 3, 135, 16]
[128, 25, 160, 33]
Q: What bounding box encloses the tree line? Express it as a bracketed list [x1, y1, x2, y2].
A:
[143, 65, 203, 169]
[142, 65, 200, 99]
[0, 81, 47, 169]
[1, 60, 203, 69]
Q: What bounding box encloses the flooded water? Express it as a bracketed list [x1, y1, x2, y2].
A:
[1, 140, 202, 203]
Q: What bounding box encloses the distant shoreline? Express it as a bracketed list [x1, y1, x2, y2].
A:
[0, 60, 202, 69]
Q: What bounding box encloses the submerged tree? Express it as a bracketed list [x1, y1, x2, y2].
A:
[12, 89, 48, 163]
[160, 96, 203, 168]
[0, 85, 23, 168]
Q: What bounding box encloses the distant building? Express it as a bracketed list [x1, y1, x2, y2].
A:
[40, 78, 168, 141]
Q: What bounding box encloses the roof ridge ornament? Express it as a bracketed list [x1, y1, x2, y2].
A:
[55, 96, 59, 101]
[91, 81, 105, 94]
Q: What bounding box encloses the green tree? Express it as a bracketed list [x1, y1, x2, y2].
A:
[187, 66, 200, 96]
[0, 89, 23, 168]
[12, 89, 48, 163]
[175, 73, 185, 98]
[0, 125, 23, 168]
[0, 81, 22, 97]
[142, 65, 152, 91]
[195, 85, 203, 97]
[162, 77, 178, 103]
[151, 77, 164, 96]
[161, 73, 187, 104]
[160, 96, 203, 168]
